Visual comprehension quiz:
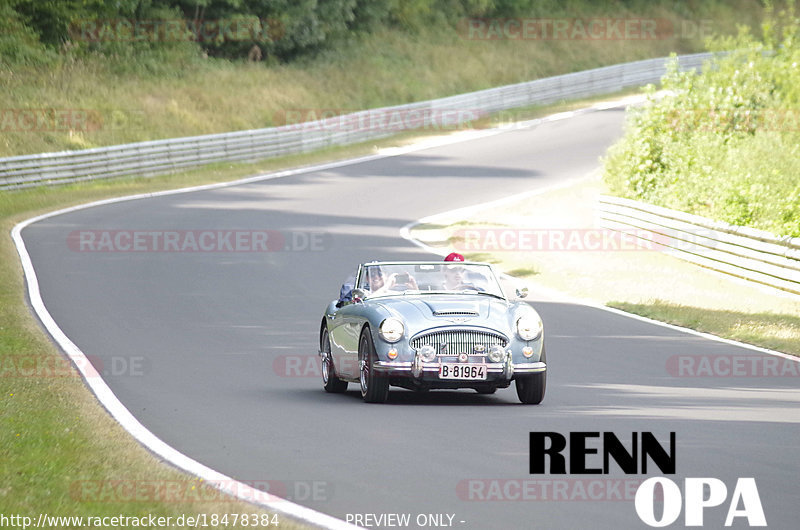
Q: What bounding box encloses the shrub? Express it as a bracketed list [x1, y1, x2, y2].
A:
[604, 1, 800, 237]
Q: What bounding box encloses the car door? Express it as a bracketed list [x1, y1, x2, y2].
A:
[328, 305, 361, 378]
[328, 265, 363, 378]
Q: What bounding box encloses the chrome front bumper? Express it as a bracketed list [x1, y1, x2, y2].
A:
[372, 358, 546, 379]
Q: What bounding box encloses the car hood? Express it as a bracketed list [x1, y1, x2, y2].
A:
[373, 295, 514, 332]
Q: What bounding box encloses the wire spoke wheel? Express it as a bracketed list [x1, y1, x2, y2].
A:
[359, 327, 389, 403]
[321, 327, 347, 393]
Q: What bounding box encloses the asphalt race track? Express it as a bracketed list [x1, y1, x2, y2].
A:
[21, 108, 800, 529]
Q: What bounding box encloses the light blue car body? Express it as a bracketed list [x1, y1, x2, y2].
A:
[318, 261, 546, 402]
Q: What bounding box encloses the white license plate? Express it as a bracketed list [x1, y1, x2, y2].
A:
[439, 363, 487, 380]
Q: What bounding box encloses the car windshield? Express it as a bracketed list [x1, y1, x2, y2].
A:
[357, 263, 504, 299]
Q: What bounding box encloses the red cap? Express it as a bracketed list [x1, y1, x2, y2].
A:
[444, 252, 465, 262]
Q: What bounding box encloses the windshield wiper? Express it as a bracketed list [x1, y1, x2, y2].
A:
[473, 290, 506, 300]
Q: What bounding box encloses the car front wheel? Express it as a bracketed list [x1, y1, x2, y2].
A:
[321, 328, 348, 393]
[515, 371, 546, 404]
[359, 327, 389, 403]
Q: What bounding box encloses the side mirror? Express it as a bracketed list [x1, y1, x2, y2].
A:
[515, 287, 529, 299]
[352, 288, 367, 302]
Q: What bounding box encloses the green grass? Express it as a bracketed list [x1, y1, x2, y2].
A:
[609, 301, 800, 355]
[506, 267, 539, 278]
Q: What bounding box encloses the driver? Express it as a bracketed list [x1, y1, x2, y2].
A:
[442, 254, 483, 291]
[443, 264, 473, 290]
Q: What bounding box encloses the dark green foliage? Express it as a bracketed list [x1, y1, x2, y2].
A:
[0, 0, 763, 63]
[603, 2, 800, 237]
[0, 1, 56, 66]
[1, 0, 429, 62]
[3, 0, 696, 63]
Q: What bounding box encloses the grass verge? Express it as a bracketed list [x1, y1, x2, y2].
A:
[410, 170, 800, 356]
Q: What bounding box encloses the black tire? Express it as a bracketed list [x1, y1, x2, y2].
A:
[321, 327, 348, 393]
[515, 371, 546, 404]
[359, 327, 389, 403]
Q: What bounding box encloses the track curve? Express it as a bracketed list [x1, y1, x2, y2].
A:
[20, 107, 799, 529]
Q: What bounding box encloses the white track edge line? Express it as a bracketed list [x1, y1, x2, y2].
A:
[9, 149, 428, 530]
[11, 224, 363, 529]
[8, 95, 655, 530]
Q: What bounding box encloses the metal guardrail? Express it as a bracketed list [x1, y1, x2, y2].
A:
[0, 53, 713, 190]
[597, 195, 800, 295]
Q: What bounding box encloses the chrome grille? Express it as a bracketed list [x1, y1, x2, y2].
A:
[433, 310, 479, 316]
[411, 330, 508, 355]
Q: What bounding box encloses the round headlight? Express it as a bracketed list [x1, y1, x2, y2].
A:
[516, 314, 543, 341]
[379, 318, 404, 343]
[419, 345, 436, 362]
[488, 344, 505, 363]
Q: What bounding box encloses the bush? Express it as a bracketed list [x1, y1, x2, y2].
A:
[0, 2, 56, 67]
[603, 1, 800, 237]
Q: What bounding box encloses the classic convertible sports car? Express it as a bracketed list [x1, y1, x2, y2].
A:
[318, 261, 546, 403]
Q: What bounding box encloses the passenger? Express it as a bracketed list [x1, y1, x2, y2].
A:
[336, 272, 356, 307]
[366, 265, 418, 296]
